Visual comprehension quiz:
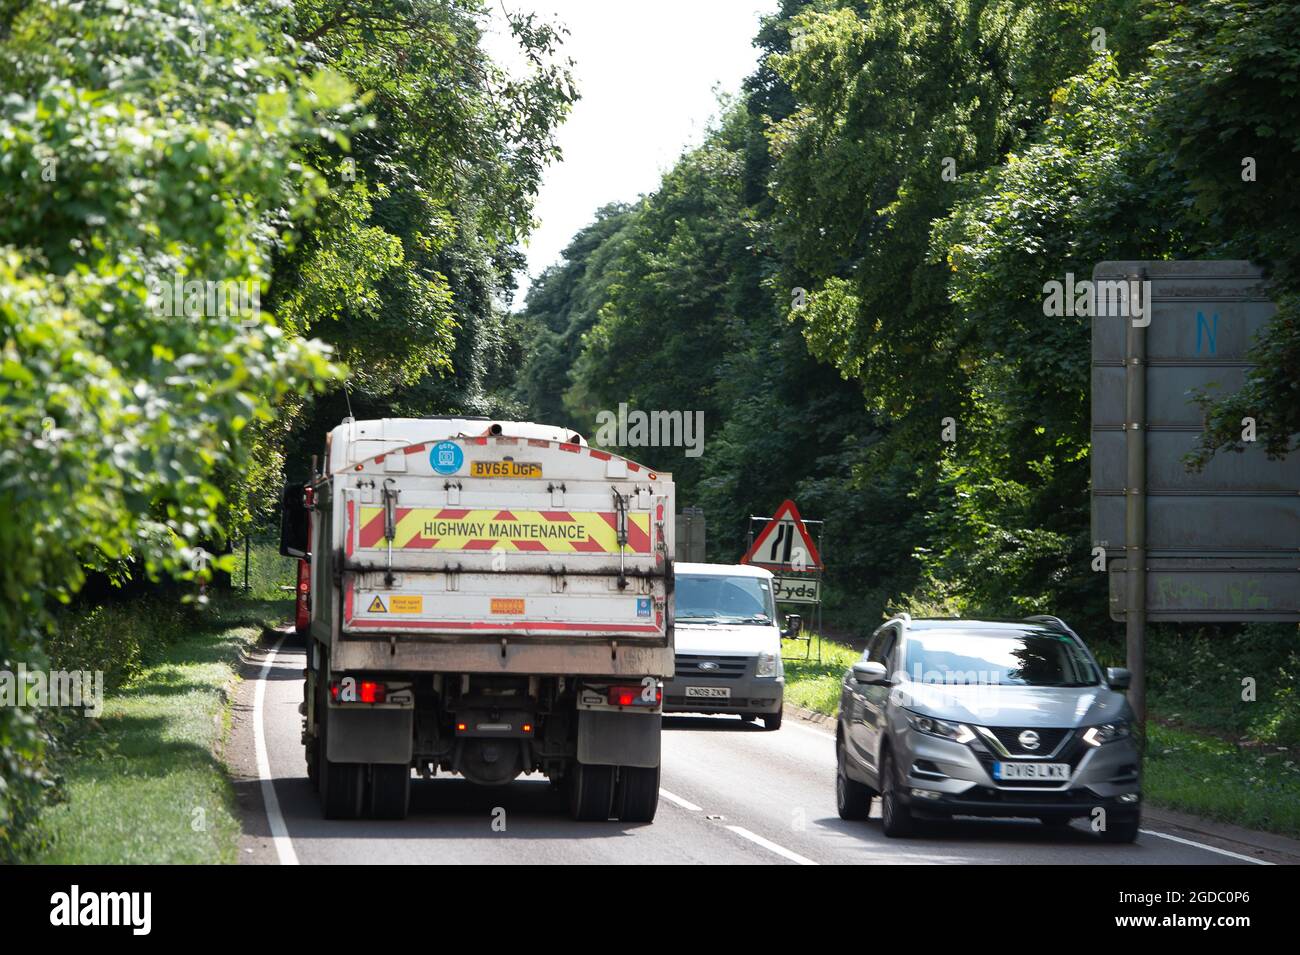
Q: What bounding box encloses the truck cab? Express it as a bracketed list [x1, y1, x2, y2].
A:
[663, 562, 784, 730]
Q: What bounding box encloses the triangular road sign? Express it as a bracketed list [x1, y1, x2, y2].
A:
[741, 499, 823, 571]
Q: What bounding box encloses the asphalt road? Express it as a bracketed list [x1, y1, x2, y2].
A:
[234, 639, 1277, 865]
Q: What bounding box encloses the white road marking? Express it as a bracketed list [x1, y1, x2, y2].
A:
[1139, 828, 1273, 865]
[254, 635, 299, 866]
[659, 788, 703, 812]
[725, 825, 819, 865]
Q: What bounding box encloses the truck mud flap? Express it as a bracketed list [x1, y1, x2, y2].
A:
[326, 707, 414, 765]
[577, 710, 661, 769]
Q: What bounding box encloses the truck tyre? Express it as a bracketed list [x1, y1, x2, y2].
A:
[318, 675, 364, 820]
[304, 679, 320, 791]
[569, 762, 616, 821]
[762, 710, 783, 731]
[614, 765, 660, 822]
[370, 764, 411, 820]
[320, 753, 365, 819]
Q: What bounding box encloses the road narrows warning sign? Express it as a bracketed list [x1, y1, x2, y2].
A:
[741, 499, 823, 572]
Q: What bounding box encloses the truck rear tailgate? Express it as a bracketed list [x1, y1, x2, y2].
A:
[336, 435, 672, 643]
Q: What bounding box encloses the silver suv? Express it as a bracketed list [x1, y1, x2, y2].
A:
[835, 615, 1141, 842]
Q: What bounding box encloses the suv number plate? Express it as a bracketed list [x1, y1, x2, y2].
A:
[993, 762, 1070, 781]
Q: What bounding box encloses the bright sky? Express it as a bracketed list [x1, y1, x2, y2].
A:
[485, 1, 778, 300]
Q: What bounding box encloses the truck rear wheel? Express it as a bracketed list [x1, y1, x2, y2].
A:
[569, 762, 616, 821]
[614, 765, 660, 822]
[317, 671, 364, 819]
[320, 754, 365, 819]
[370, 764, 411, 820]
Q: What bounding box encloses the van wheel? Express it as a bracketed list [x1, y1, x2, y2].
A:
[879, 749, 915, 838]
[370, 764, 411, 820]
[762, 710, 783, 731]
[836, 736, 875, 820]
[615, 765, 660, 822]
[569, 762, 616, 821]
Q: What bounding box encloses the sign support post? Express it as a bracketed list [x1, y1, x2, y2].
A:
[1124, 269, 1147, 737]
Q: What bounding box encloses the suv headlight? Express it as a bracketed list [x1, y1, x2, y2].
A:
[1082, 721, 1131, 746]
[905, 711, 975, 744]
[756, 651, 779, 678]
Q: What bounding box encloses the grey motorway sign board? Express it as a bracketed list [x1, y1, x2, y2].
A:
[1090, 260, 1300, 621]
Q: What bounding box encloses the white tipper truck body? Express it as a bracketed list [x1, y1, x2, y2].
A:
[282, 417, 675, 821]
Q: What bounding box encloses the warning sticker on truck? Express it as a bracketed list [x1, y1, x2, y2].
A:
[355, 507, 652, 554]
[365, 594, 424, 614]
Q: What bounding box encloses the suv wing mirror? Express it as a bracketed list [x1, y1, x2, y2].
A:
[1106, 667, 1131, 691]
[851, 661, 889, 685]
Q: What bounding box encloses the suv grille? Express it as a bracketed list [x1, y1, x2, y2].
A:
[986, 726, 1072, 756]
[674, 655, 749, 680]
[972, 731, 1087, 788]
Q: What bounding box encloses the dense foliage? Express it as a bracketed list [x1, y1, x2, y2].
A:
[519, 0, 1299, 633]
[0, 0, 569, 856]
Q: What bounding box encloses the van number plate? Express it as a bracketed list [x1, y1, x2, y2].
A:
[685, 687, 730, 699]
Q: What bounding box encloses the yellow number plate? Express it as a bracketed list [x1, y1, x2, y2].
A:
[490, 598, 525, 615]
[471, 460, 543, 479]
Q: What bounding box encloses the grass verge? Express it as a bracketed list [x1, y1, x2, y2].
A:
[34, 595, 287, 863]
[781, 634, 1300, 838]
[781, 635, 856, 715]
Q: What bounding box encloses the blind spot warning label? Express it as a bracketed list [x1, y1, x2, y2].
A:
[390, 595, 423, 614]
[367, 595, 387, 613]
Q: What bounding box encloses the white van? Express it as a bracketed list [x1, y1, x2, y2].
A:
[663, 562, 786, 730]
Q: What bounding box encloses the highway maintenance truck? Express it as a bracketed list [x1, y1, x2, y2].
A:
[279, 417, 675, 822]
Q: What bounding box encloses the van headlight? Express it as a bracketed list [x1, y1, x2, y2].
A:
[905, 711, 975, 744]
[1082, 721, 1131, 746]
[756, 652, 779, 677]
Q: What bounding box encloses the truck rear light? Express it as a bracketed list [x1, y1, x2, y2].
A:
[329, 679, 387, 704]
[607, 684, 661, 707]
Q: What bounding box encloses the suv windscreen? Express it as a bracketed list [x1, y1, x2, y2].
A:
[903, 629, 1100, 687]
[676, 574, 775, 625]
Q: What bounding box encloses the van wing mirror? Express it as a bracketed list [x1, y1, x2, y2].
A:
[1106, 667, 1131, 691]
[852, 661, 888, 685]
[279, 482, 310, 558]
[781, 613, 803, 638]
